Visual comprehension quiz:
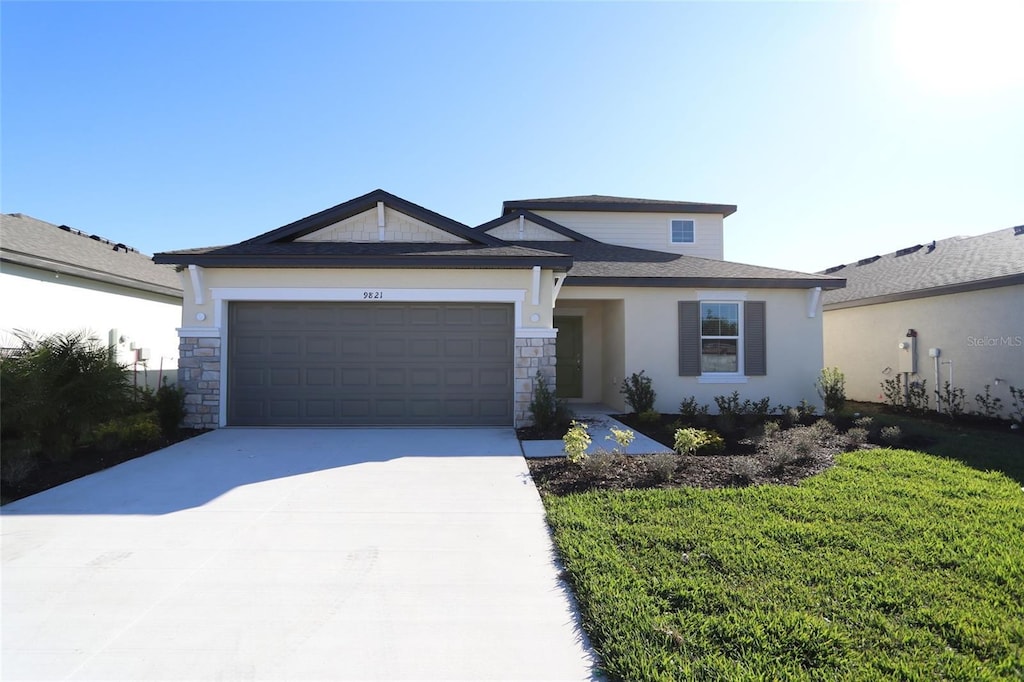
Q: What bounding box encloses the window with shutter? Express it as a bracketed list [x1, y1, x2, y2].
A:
[679, 300, 766, 378]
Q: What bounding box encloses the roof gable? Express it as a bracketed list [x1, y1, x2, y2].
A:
[820, 226, 1024, 308]
[296, 205, 468, 244]
[502, 195, 737, 217]
[246, 189, 501, 246]
[476, 210, 597, 243]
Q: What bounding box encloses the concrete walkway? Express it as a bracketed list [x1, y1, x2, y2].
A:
[521, 406, 673, 458]
[1, 428, 598, 681]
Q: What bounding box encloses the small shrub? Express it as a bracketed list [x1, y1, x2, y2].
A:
[844, 427, 870, 450]
[816, 367, 846, 414]
[673, 428, 725, 456]
[678, 397, 709, 420]
[935, 381, 965, 419]
[92, 413, 161, 451]
[607, 427, 635, 451]
[637, 408, 661, 427]
[907, 379, 929, 414]
[620, 371, 656, 413]
[785, 407, 803, 427]
[154, 378, 186, 439]
[880, 425, 902, 446]
[646, 453, 678, 483]
[713, 391, 742, 417]
[853, 416, 874, 431]
[760, 420, 782, 442]
[797, 399, 818, 419]
[562, 420, 592, 465]
[581, 451, 620, 478]
[881, 376, 905, 409]
[1008, 386, 1024, 425]
[809, 419, 838, 441]
[530, 371, 571, 432]
[974, 385, 1003, 419]
[730, 457, 759, 484]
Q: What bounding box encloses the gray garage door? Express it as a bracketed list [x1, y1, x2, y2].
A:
[227, 302, 514, 426]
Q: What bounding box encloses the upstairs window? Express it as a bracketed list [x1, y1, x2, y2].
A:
[670, 219, 695, 244]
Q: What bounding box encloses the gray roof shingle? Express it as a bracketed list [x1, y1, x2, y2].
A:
[1, 213, 183, 298]
[819, 227, 1024, 309]
[513, 241, 844, 289]
[502, 195, 737, 217]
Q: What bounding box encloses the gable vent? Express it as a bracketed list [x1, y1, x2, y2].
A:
[824, 264, 846, 274]
[857, 255, 881, 266]
[895, 244, 923, 257]
[1014, 225, 1024, 236]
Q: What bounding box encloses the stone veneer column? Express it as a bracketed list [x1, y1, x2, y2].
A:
[513, 336, 557, 427]
[178, 336, 222, 429]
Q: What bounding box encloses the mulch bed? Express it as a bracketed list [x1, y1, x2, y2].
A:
[527, 447, 838, 496]
[1, 429, 209, 505]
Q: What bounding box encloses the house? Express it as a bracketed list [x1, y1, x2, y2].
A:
[0, 213, 183, 389]
[820, 226, 1024, 416]
[153, 189, 845, 429]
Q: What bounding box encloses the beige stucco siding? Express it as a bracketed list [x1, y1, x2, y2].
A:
[558, 286, 824, 413]
[296, 207, 465, 243]
[823, 285, 1024, 416]
[179, 266, 556, 332]
[487, 220, 573, 242]
[533, 210, 724, 259]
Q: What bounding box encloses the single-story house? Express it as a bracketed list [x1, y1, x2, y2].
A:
[820, 226, 1024, 416]
[0, 213, 183, 389]
[153, 190, 845, 429]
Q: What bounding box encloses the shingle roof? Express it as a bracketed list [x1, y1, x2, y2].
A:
[502, 195, 737, 217]
[819, 227, 1024, 309]
[153, 241, 573, 270]
[1, 213, 182, 298]
[512, 241, 844, 289]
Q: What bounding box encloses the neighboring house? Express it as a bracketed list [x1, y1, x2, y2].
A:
[0, 213, 183, 389]
[153, 189, 845, 429]
[820, 226, 1024, 417]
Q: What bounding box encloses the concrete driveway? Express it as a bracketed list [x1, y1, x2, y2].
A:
[1, 429, 597, 681]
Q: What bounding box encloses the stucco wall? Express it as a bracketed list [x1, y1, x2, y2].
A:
[533, 210, 724, 259]
[554, 301, 607, 404]
[558, 285, 825, 413]
[823, 285, 1024, 417]
[179, 266, 556, 332]
[0, 264, 181, 389]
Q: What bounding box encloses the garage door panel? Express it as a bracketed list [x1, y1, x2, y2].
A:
[306, 368, 336, 386]
[270, 367, 301, 387]
[341, 367, 371, 386]
[229, 302, 513, 426]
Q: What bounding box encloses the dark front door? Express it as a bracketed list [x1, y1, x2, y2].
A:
[554, 316, 583, 399]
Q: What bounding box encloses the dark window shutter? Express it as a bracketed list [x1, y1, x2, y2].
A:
[678, 301, 700, 376]
[744, 301, 767, 376]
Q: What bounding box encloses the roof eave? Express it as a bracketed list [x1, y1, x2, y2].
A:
[503, 200, 738, 217]
[152, 253, 572, 271]
[564, 276, 845, 289]
[1, 253, 183, 299]
[822, 273, 1024, 311]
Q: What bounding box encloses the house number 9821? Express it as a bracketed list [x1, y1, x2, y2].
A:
[363, 291, 383, 299]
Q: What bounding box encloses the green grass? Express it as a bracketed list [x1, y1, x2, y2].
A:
[845, 401, 1024, 485]
[544, 449, 1024, 680]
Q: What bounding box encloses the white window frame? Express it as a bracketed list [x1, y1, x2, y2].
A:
[697, 300, 744, 382]
[669, 218, 695, 244]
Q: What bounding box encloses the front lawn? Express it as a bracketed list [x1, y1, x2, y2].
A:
[543, 448, 1024, 680]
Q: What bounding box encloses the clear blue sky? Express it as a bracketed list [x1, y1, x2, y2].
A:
[3, 1, 1021, 274]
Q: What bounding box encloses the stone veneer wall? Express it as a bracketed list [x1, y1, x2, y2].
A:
[178, 336, 222, 429]
[514, 336, 557, 427]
